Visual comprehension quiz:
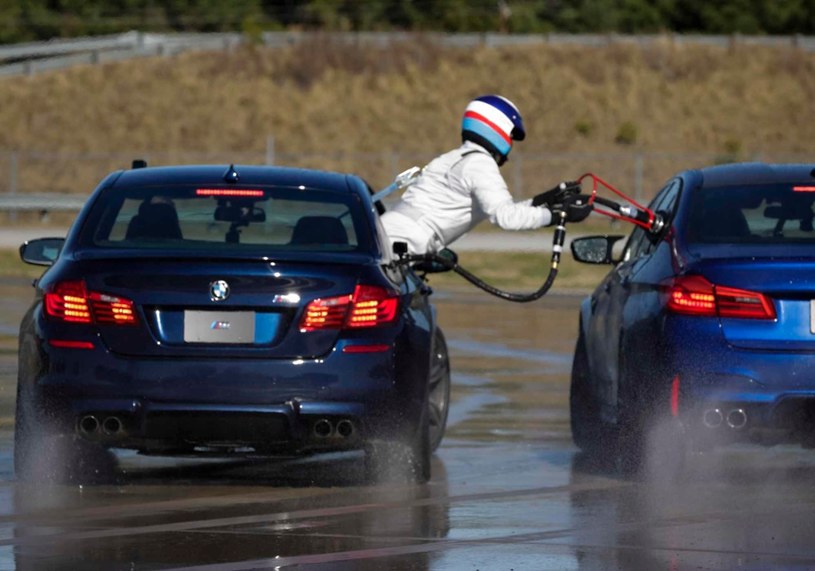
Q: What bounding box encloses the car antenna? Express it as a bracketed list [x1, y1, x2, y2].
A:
[223, 164, 240, 183]
[132, 159, 147, 169]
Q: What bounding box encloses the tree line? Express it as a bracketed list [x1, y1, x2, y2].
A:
[2, 0, 814, 44]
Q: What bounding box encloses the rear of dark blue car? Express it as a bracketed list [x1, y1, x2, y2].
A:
[16, 165, 440, 482]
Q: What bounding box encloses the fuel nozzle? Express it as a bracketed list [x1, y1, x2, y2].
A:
[617, 204, 665, 234]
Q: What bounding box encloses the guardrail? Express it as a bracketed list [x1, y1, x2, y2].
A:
[0, 193, 87, 211]
[2, 149, 813, 214]
[2, 31, 814, 77]
[0, 31, 244, 77]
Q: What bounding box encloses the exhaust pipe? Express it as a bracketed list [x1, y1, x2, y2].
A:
[102, 416, 123, 435]
[702, 408, 723, 428]
[78, 415, 99, 435]
[336, 419, 354, 438]
[313, 419, 333, 438]
[726, 408, 748, 430]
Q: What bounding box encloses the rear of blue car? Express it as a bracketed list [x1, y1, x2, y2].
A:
[571, 164, 815, 469]
[16, 165, 438, 481]
[668, 180, 815, 448]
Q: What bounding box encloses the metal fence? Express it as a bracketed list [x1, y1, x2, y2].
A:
[1, 148, 813, 213]
[2, 30, 815, 77]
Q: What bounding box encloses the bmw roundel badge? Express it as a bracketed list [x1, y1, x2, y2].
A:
[209, 280, 230, 302]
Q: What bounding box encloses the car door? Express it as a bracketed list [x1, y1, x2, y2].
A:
[588, 180, 682, 423]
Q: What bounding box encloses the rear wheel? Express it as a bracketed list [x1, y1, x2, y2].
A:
[569, 329, 608, 457]
[428, 328, 450, 452]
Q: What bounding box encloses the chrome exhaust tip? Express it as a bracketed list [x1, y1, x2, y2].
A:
[702, 408, 723, 428]
[102, 416, 123, 435]
[78, 415, 99, 435]
[336, 419, 354, 438]
[313, 419, 333, 438]
[726, 408, 747, 430]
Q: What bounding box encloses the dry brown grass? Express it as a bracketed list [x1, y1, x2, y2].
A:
[1, 37, 814, 193]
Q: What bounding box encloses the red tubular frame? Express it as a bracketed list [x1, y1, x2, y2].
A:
[578, 172, 659, 231]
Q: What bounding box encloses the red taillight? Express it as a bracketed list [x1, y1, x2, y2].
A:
[89, 292, 137, 325]
[346, 285, 399, 328]
[300, 294, 352, 331]
[45, 280, 138, 325]
[665, 275, 716, 316]
[299, 285, 399, 332]
[45, 281, 92, 323]
[665, 275, 775, 320]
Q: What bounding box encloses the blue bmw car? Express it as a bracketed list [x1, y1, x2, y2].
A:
[570, 163, 815, 469]
[16, 163, 450, 483]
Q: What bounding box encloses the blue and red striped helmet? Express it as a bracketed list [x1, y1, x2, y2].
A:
[461, 95, 525, 164]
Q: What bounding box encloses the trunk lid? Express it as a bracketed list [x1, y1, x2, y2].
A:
[694, 257, 815, 351]
[78, 257, 372, 358]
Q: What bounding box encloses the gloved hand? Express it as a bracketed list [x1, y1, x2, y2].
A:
[531, 180, 582, 208]
[550, 193, 593, 223]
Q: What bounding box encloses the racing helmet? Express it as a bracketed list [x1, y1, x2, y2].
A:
[461, 95, 526, 165]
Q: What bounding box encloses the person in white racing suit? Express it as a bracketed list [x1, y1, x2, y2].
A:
[381, 94, 592, 255]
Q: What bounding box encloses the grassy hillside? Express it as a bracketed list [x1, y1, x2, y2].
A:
[1, 36, 814, 194]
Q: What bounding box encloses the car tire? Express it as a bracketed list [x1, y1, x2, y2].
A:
[428, 328, 451, 453]
[569, 328, 608, 457]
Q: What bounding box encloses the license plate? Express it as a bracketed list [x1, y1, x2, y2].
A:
[184, 311, 255, 344]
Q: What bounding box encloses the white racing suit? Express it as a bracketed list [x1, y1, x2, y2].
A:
[381, 141, 552, 255]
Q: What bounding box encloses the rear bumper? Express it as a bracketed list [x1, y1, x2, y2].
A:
[667, 332, 815, 446]
[22, 340, 428, 454]
[64, 398, 404, 454]
[682, 391, 815, 447]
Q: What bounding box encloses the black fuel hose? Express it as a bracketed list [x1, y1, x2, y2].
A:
[399, 212, 568, 303]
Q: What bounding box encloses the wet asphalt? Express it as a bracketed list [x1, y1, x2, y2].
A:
[1, 280, 815, 570]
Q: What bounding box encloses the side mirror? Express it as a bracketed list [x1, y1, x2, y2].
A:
[20, 237, 65, 266]
[571, 235, 625, 265]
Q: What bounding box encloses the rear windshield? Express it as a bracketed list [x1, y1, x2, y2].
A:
[686, 184, 815, 244]
[86, 185, 371, 253]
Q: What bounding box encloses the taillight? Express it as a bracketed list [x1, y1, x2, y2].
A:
[299, 285, 399, 331]
[665, 275, 776, 320]
[346, 285, 399, 328]
[300, 294, 352, 331]
[44, 280, 138, 325]
[89, 292, 137, 324]
[45, 281, 92, 323]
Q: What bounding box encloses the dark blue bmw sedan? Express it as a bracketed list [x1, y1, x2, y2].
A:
[16, 163, 450, 483]
[570, 163, 815, 471]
